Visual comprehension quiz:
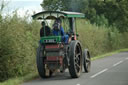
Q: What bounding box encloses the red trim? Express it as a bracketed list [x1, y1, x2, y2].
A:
[74, 35, 77, 40]
[45, 44, 64, 49]
[59, 56, 63, 65]
[46, 45, 59, 49]
[46, 56, 63, 65]
[47, 56, 58, 61]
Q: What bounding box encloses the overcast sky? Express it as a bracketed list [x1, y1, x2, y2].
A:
[3, 0, 43, 16]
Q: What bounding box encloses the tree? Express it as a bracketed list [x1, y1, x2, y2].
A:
[95, 0, 128, 32]
[0, 0, 9, 21]
[41, 0, 88, 12]
[0, 0, 5, 22]
[41, 0, 128, 32]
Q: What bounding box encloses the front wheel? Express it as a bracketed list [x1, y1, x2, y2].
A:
[83, 49, 91, 73]
[36, 44, 52, 78]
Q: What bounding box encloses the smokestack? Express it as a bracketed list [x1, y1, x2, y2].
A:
[69, 0, 82, 12]
[69, 18, 75, 34]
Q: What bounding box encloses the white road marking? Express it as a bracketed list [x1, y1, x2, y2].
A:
[76, 84, 80, 85]
[126, 58, 128, 60]
[90, 69, 108, 78]
[113, 61, 123, 67]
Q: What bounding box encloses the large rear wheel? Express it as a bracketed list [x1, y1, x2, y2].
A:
[36, 44, 51, 78]
[68, 41, 82, 78]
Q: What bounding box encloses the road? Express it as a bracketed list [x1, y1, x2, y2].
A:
[22, 52, 128, 85]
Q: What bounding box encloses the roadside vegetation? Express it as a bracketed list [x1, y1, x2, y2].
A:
[0, 0, 128, 84]
[1, 14, 128, 83]
[0, 12, 40, 82]
[77, 20, 128, 56]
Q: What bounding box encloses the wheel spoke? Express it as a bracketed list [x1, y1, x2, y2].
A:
[75, 63, 80, 68]
[86, 58, 90, 62]
[86, 60, 90, 69]
[76, 53, 81, 57]
[75, 63, 80, 71]
[86, 55, 90, 62]
[75, 58, 78, 64]
[86, 59, 90, 64]
[86, 62, 89, 66]
[75, 56, 79, 62]
[75, 53, 81, 72]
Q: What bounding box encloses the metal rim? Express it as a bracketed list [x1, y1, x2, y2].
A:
[85, 52, 91, 71]
[74, 44, 82, 73]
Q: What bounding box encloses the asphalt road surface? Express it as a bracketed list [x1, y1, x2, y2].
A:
[22, 52, 128, 85]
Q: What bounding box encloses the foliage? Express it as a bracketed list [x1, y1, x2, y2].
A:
[1, 14, 128, 82]
[41, 0, 88, 12]
[0, 73, 38, 85]
[0, 12, 40, 82]
[42, 0, 128, 32]
[93, 0, 128, 32]
[77, 19, 128, 56]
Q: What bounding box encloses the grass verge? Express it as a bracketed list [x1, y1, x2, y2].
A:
[0, 72, 38, 85]
[91, 48, 128, 60]
[0, 48, 128, 85]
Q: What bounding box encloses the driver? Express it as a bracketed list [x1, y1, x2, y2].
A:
[40, 21, 51, 37]
[52, 18, 69, 43]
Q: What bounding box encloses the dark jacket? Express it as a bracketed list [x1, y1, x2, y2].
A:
[40, 26, 51, 37]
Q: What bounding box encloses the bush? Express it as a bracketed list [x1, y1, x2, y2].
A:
[77, 19, 128, 56]
[0, 13, 40, 81]
[77, 20, 108, 56]
[95, 15, 109, 27]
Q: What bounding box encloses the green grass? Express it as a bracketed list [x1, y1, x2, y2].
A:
[0, 73, 38, 85]
[1, 48, 128, 85]
[91, 48, 128, 60]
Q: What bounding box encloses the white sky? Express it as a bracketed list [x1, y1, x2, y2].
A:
[9, 0, 42, 1]
[3, 0, 43, 17]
